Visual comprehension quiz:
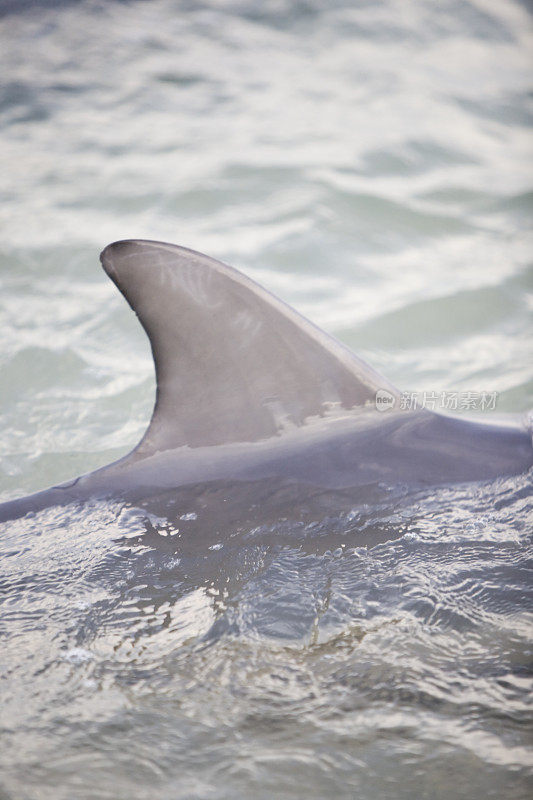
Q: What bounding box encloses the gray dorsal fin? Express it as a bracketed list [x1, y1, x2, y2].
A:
[100, 240, 398, 457]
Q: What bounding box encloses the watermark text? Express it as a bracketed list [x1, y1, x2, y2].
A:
[375, 389, 498, 413]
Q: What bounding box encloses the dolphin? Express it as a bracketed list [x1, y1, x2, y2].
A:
[0, 239, 531, 524]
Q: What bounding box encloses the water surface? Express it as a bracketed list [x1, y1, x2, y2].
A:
[0, 1, 532, 798]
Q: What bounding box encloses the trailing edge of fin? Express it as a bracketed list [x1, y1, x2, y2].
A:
[100, 239, 399, 456]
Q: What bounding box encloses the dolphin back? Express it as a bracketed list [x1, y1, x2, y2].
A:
[0, 240, 530, 525]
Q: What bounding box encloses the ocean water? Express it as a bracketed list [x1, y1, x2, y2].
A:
[0, 1, 532, 798]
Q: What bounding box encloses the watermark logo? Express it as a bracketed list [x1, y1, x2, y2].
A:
[375, 389, 396, 412]
[375, 389, 499, 413]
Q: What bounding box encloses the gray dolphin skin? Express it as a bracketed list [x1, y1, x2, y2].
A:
[0, 239, 531, 524]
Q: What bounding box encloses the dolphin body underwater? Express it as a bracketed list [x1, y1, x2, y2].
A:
[0, 239, 531, 525]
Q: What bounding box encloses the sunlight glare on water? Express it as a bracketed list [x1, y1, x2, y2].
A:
[0, 1, 532, 798]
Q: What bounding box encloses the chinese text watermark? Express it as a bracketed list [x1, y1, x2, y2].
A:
[375, 389, 499, 413]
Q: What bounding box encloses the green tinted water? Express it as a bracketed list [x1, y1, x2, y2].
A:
[0, 1, 532, 798]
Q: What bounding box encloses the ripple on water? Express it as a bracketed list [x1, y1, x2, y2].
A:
[0, 0, 532, 798]
[1, 471, 531, 797]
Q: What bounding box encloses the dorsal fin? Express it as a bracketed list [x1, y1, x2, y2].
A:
[100, 240, 398, 457]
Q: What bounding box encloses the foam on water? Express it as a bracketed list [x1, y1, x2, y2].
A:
[0, 1, 532, 798]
